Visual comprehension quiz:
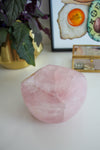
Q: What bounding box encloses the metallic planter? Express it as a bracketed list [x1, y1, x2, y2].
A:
[0, 34, 42, 69]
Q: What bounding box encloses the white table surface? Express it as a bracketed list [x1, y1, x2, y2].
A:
[0, 44, 100, 150]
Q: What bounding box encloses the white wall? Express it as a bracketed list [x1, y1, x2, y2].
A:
[40, 0, 50, 14]
[40, 0, 50, 44]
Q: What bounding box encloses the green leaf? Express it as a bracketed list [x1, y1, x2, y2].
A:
[4, 0, 27, 25]
[11, 22, 35, 66]
[34, 7, 47, 18]
[0, 12, 4, 21]
[28, 17, 42, 46]
[0, 13, 8, 25]
[0, 28, 8, 46]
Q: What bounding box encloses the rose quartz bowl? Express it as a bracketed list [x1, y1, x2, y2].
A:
[21, 65, 87, 123]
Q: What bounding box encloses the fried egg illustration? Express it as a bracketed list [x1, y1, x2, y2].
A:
[57, 4, 89, 39]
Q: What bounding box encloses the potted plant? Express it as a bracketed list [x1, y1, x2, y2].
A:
[0, 0, 50, 68]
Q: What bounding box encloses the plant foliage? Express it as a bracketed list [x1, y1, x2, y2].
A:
[0, 27, 8, 46]
[0, 0, 50, 65]
[4, 0, 27, 25]
[10, 22, 35, 65]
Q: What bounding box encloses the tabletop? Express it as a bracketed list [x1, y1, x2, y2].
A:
[0, 44, 100, 150]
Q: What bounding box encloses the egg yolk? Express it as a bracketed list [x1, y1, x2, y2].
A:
[67, 8, 85, 26]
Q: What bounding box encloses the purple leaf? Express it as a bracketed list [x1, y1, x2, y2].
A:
[25, 3, 36, 14]
[36, 19, 51, 39]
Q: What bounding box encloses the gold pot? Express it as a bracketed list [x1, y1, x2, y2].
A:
[0, 33, 43, 69]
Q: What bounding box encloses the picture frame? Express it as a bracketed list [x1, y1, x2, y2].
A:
[49, 0, 100, 52]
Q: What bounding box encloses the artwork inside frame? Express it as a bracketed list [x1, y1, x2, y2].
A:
[49, 0, 100, 52]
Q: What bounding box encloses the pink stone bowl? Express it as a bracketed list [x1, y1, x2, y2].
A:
[21, 65, 87, 123]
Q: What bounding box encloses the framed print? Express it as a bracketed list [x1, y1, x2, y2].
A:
[49, 0, 100, 51]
